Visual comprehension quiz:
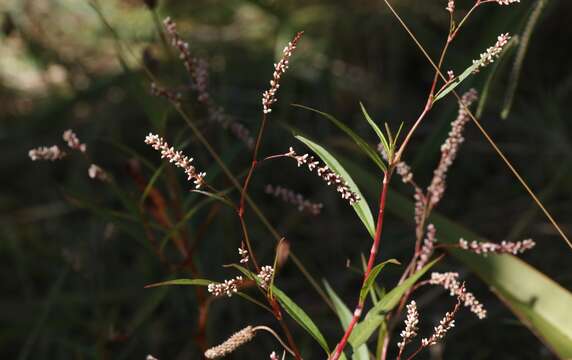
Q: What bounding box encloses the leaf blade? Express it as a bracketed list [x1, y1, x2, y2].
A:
[294, 135, 375, 238]
[272, 286, 330, 354]
[349, 259, 439, 347]
[324, 281, 370, 360]
[293, 104, 386, 172]
[359, 259, 401, 303]
[144, 278, 211, 288]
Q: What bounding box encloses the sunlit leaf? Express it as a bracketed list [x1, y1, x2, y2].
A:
[293, 104, 386, 172]
[433, 62, 479, 102]
[294, 135, 375, 238]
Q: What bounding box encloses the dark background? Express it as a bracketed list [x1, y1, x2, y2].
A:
[1, 0, 571, 359]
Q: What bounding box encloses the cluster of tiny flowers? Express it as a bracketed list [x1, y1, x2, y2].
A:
[473, 33, 511, 73]
[459, 238, 535, 256]
[269, 351, 280, 360]
[144, 133, 206, 188]
[421, 305, 458, 347]
[63, 129, 86, 153]
[207, 276, 243, 297]
[447, 70, 455, 80]
[204, 326, 255, 359]
[28, 145, 66, 161]
[265, 184, 323, 215]
[493, 0, 520, 5]
[150, 82, 182, 105]
[446, 0, 455, 13]
[397, 301, 419, 351]
[238, 247, 249, 264]
[163, 17, 196, 77]
[416, 224, 437, 271]
[209, 107, 254, 150]
[88, 164, 108, 182]
[193, 57, 211, 103]
[161, 18, 255, 149]
[427, 89, 478, 206]
[257, 266, 274, 290]
[285, 147, 360, 205]
[413, 189, 426, 227]
[261, 32, 303, 114]
[429, 272, 487, 319]
[396, 161, 413, 183]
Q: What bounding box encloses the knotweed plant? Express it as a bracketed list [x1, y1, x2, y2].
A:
[30, 0, 568, 359]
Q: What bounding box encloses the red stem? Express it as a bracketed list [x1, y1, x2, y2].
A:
[330, 172, 390, 360]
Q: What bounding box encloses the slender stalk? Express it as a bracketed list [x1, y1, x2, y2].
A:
[330, 171, 391, 360]
[270, 299, 303, 360]
[383, 0, 572, 250]
[239, 113, 268, 217]
[238, 215, 260, 271]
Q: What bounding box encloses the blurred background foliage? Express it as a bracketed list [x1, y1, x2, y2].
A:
[1, 0, 571, 358]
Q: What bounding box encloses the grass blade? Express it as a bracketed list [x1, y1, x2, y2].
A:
[501, 0, 549, 119]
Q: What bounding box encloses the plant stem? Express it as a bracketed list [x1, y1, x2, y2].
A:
[330, 171, 391, 360]
[239, 113, 268, 217]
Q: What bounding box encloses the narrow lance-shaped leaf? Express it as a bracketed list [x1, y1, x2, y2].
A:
[293, 104, 386, 172]
[349, 259, 439, 348]
[295, 134, 375, 238]
[433, 62, 480, 102]
[272, 286, 330, 354]
[145, 279, 212, 288]
[324, 281, 370, 360]
[359, 259, 401, 303]
[360, 102, 390, 157]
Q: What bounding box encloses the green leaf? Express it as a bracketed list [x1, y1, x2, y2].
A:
[340, 156, 572, 357]
[433, 62, 480, 102]
[159, 196, 218, 251]
[324, 281, 370, 360]
[359, 259, 401, 303]
[360, 102, 390, 156]
[272, 286, 330, 354]
[349, 259, 439, 348]
[144, 278, 211, 288]
[224, 263, 256, 280]
[293, 104, 386, 172]
[191, 189, 235, 208]
[294, 135, 375, 238]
